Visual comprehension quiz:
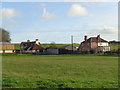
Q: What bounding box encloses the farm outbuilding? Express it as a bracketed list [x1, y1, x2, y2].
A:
[44, 47, 59, 55]
[59, 45, 77, 54]
[0, 42, 14, 53]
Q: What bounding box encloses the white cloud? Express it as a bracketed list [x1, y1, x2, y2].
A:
[40, 8, 56, 20]
[67, 4, 88, 16]
[0, 8, 19, 20]
[39, 3, 46, 9]
[88, 27, 118, 35]
[2, 20, 20, 27]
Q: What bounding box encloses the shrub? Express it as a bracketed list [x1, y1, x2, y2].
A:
[90, 49, 97, 54]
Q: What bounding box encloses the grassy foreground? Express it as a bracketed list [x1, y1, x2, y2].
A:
[2, 54, 118, 88]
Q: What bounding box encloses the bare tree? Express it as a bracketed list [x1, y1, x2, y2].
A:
[0, 28, 11, 42]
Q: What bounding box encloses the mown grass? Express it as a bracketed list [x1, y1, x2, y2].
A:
[2, 54, 118, 88]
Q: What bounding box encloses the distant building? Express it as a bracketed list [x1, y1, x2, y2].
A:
[0, 42, 14, 53]
[44, 47, 59, 55]
[59, 45, 77, 54]
[59, 45, 77, 51]
[20, 39, 43, 53]
[78, 35, 110, 53]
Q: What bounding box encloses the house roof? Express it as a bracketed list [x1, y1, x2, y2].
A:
[59, 45, 71, 49]
[81, 37, 108, 43]
[32, 44, 42, 50]
[59, 45, 76, 49]
[21, 41, 36, 44]
[21, 41, 42, 50]
[0, 42, 12, 45]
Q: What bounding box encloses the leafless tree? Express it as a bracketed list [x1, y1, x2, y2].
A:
[0, 28, 11, 42]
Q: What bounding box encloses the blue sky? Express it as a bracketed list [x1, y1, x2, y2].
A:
[0, 2, 118, 43]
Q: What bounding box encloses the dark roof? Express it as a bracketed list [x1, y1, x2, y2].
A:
[45, 47, 58, 50]
[59, 45, 76, 49]
[0, 42, 12, 45]
[81, 37, 108, 43]
[59, 45, 71, 49]
[21, 41, 36, 44]
[32, 44, 42, 50]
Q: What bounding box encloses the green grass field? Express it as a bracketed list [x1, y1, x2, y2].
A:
[2, 54, 118, 88]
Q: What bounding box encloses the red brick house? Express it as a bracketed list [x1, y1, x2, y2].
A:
[78, 35, 110, 52]
[20, 39, 43, 53]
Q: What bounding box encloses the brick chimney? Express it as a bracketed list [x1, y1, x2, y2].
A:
[36, 39, 38, 41]
[97, 35, 100, 38]
[97, 35, 100, 42]
[84, 35, 87, 41]
[97, 35, 100, 39]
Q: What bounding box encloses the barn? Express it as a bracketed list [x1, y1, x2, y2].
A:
[0, 42, 14, 53]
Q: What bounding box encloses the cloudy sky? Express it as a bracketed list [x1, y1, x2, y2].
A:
[0, 1, 118, 43]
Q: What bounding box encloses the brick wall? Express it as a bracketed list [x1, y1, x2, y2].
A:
[90, 42, 98, 49]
